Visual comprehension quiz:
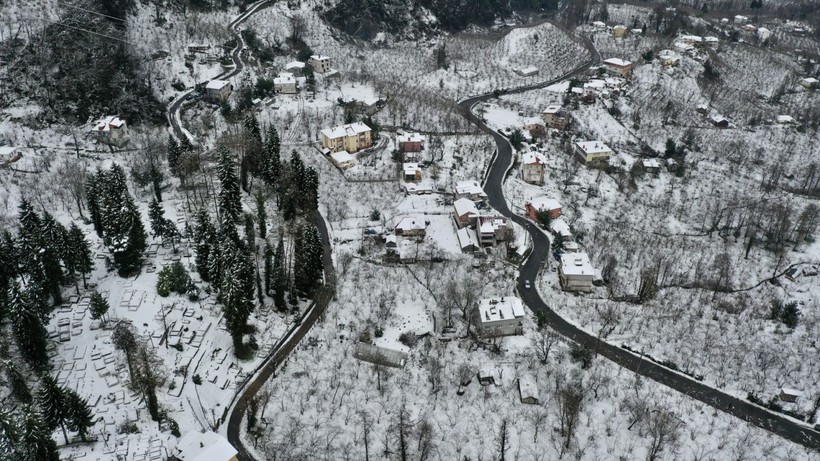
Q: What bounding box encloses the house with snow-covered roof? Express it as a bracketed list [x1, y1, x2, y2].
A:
[402, 162, 422, 182]
[612, 25, 627, 38]
[477, 215, 509, 247]
[308, 55, 332, 73]
[574, 141, 613, 164]
[525, 197, 561, 222]
[658, 50, 681, 67]
[521, 152, 547, 185]
[285, 61, 305, 72]
[205, 79, 232, 102]
[518, 375, 539, 404]
[603, 58, 633, 77]
[453, 180, 487, 202]
[541, 104, 569, 130]
[559, 253, 594, 292]
[330, 151, 356, 169]
[174, 431, 238, 461]
[320, 122, 372, 153]
[90, 115, 129, 147]
[475, 296, 525, 337]
[394, 217, 426, 237]
[453, 198, 479, 228]
[396, 132, 425, 153]
[799, 77, 818, 90]
[273, 72, 297, 94]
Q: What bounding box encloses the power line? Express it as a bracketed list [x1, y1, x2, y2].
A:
[56, 1, 127, 23]
[52, 20, 130, 44]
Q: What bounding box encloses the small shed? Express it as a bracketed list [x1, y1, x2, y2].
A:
[780, 387, 802, 403]
[353, 343, 408, 368]
[518, 375, 539, 405]
[642, 158, 661, 174]
[515, 66, 539, 77]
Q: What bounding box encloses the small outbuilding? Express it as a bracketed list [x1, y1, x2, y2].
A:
[518, 375, 539, 404]
[779, 387, 802, 403]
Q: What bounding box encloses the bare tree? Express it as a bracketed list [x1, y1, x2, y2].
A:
[359, 410, 373, 461]
[416, 418, 435, 461]
[56, 160, 88, 219]
[531, 328, 560, 364]
[556, 382, 584, 453]
[496, 418, 509, 461]
[645, 408, 682, 461]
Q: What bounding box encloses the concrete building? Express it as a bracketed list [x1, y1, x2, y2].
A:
[309, 55, 332, 73]
[453, 180, 487, 202]
[396, 132, 425, 153]
[454, 198, 479, 228]
[559, 252, 594, 292]
[574, 141, 613, 164]
[525, 197, 561, 221]
[658, 50, 681, 66]
[475, 296, 525, 337]
[90, 116, 129, 147]
[602, 58, 633, 77]
[515, 66, 539, 77]
[273, 72, 297, 94]
[320, 122, 372, 153]
[205, 79, 232, 102]
[521, 152, 546, 185]
[542, 104, 569, 130]
[477, 216, 509, 247]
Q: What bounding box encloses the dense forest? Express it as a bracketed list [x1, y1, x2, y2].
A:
[0, 0, 163, 124]
[323, 0, 559, 39]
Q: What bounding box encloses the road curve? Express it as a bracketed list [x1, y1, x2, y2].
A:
[459, 33, 820, 453]
[163, 1, 338, 459]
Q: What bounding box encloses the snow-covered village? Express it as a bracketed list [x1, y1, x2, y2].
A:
[0, 0, 819, 459]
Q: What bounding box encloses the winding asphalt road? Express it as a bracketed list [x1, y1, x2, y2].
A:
[165, 2, 338, 459]
[460, 36, 820, 452]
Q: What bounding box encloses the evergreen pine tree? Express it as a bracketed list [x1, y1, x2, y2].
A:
[148, 197, 166, 239]
[68, 223, 94, 289]
[272, 236, 287, 311]
[294, 223, 324, 295]
[36, 211, 66, 305]
[64, 389, 94, 442]
[16, 199, 46, 281]
[112, 321, 138, 382]
[0, 408, 20, 458]
[302, 166, 319, 212]
[37, 374, 69, 445]
[263, 242, 273, 296]
[19, 406, 60, 461]
[4, 360, 33, 404]
[85, 170, 104, 238]
[217, 146, 243, 226]
[244, 213, 256, 252]
[89, 291, 110, 324]
[208, 237, 222, 288]
[244, 113, 263, 178]
[8, 282, 50, 370]
[0, 231, 16, 310]
[255, 190, 267, 239]
[262, 125, 281, 188]
[99, 165, 147, 275]
[167, 134, 181, 177]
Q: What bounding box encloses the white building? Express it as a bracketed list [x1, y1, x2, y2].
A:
[273, 72, 297, 94]
[90, 116, 129, 147]
[799, 77, 819, 89]
[309, 55, 332, 73]
[559, 253, 594, 292]
[205, 79, 232, 102]
[174, 431, 238, 461]
[453, 180, 487, 202]
[330, 150, 356, 169]
[285, 61, 305, 72]
[574, 141, 613, 164]
[658, 49, 681, 66]
[475, 296, 526, 337]
[734, 15, 748, 24]
[477, 216, 508, 247]
[515, 66, 539, 77]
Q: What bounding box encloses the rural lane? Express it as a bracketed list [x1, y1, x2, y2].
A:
[459, 34, 820, 452]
